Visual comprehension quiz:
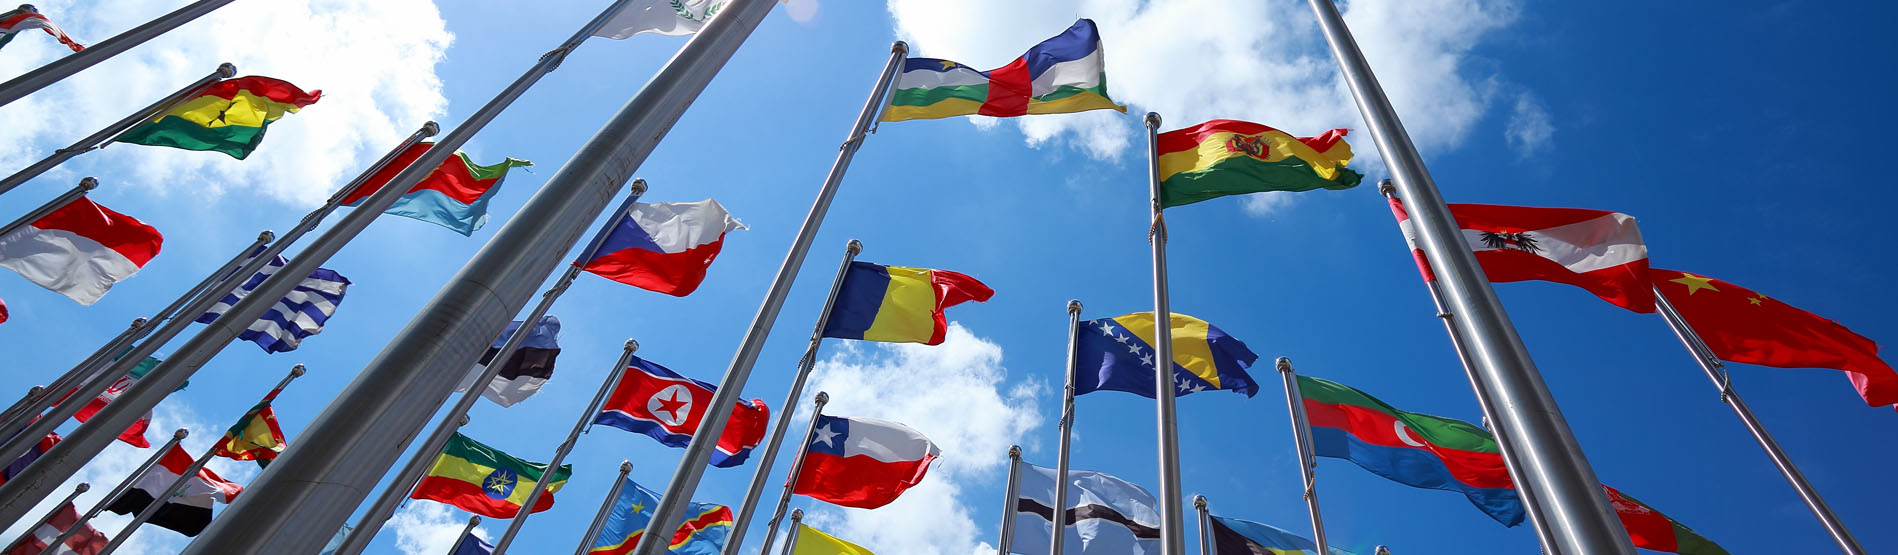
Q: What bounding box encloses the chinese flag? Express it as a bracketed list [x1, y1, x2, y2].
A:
[1655, 269, 1897, 410]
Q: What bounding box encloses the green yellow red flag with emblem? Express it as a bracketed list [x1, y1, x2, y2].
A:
[211, 387, 288, 467]
[1155, 119, 1361, 208]
[409, 433, 572, 518]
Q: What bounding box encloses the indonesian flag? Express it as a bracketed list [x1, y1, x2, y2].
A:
[0, 197, 163, 305]
[792, 415, 939, 509]
[0, 8, 84, 52]
[105, 444, 243, 537]
[1392, 200, 1653, 312]
[4, 502, 105, 555]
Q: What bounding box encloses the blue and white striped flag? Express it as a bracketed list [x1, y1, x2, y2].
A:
[196, 254, 350, 353]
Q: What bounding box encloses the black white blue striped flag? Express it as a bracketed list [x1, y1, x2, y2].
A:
[196, 253, 350, 353]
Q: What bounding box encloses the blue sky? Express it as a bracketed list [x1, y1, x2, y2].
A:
[2, 0, 1894, 554]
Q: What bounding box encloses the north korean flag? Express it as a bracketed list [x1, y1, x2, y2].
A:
[593, 356, 769, 468]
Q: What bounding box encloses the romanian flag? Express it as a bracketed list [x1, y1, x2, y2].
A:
[341, 142, 532, 236]
[211, 387, 288, 467]
[1074, 312, 1260, 399]
[410, 433, 571, 519]
[1155, 120, 1361, 208]
[820, 261, 993, 345]
[881, 19, 1123, 122]
[116, 76, 320, 159]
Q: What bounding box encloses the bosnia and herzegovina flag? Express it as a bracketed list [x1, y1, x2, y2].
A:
[341, 142, 531, 236]
[1074, 312, 1259, 399]
[821, 262, 994, 345]
[881, 19, 1124, 122]
[410, 433, 571, 519]
[211, 387, 288, 467]
[117, 76, 320, 159]
[1156, 120, 1361, 208]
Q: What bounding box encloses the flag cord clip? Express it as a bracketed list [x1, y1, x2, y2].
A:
[1148, 211, 1167, 244]
[840, 133, 866, 151]
[1716, 367, 1734, 403]
[538, 45, 577, 69]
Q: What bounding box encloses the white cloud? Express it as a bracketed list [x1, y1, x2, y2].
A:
[1505, 92, 1554, 157]
[390, 501, 488, 555]
[796, 324, 1044, 555]
[0, 0, 452, 205]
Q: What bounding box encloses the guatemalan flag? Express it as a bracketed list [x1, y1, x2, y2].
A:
[593, 356, 769, 468]
[197, 252, 350, 353]
[341, 142, 531, 236]
[793, 415, 939, 509]
[578, 198, 744, 297]
[0, 196, 162, 305]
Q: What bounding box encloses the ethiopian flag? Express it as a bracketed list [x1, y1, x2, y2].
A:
[210, 387, 288, 467]
[882, 19, 1123, 122]
[116, 76, 320, 159]
[410, 433, 572, 519]
[1155, 119, 1361, 208]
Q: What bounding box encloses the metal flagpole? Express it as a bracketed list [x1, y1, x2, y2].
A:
[1141, 112, 1187, 555]
[0, 64, 234, 197]
[33, 429, 186, 555]
[778, 509, 804, 555]
[492, 339, 641, 553]
[1651, 285, 1865, 555]
[5, 482, 85, 552]
[193, 0, 779, 548]
[1303, 1, 1631, 552]
[1378, 181, 1560, 553]
[753, 392, 828, 555]
[0, 121, 436, 526]
[634, 38, 907, 555]
[1192, 495, 1210, 555]
[335, 181, 647, 555]
[0, 177, 93, 236]
[996, 445, 1022, 555]
[0, 0, 236, 108]
[447, 516, 482, 555]
[723, 239, 861, 555]
[575, 461, 633, 555]
[1276, 358, 1329, 555]
[1050, 299, 1081, 555]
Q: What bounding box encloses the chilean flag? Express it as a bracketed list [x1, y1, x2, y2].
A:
[0, 196, 162, 305]
[592, 356, 769, 468]
[578, 198, 744, 297]
[792, 415, 939, 509]
[1394, 200, 1653, 312]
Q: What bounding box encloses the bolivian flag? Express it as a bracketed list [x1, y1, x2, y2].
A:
[117, 75, 320, 159]
[211, 387, 288, 467]
[1155, 119, 1362, 208]
[881, 19, 1123, 122]
[410, 433, 571, 519]
[820, 261, 994, 345]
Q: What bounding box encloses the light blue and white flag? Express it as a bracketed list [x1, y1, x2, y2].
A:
[197, 253, 350, 353]
[1010, 463, 1161, 555]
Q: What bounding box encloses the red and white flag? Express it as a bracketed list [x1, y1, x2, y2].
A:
[0, 9, 84, 53]
[1393, 200, 1653, 312]
[792, 415, 939, 509]
[105, 444, 243, 537]
[0, 197, 162, 305]
[4, 502, 106, 555]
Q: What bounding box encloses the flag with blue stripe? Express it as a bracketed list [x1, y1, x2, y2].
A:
[196, 253, 350, 353]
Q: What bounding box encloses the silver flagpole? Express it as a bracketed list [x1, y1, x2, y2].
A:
[5, 482, 85, 553]
[996, 445, 1022, 555]
[0, 121, 436, 526]
[1652, 285, 1864, 554]
[753, 392, 828, 555]
[574, 461, 633, 555]
[0, 177, 93, 236]
[192, 0, 778, 548]
[1049, 299, 1081, 555]
[33, 429, 187, 555]
[1304, 1, 1631, 551]
[1192, 495, 1210, 555]
[723, 238, 860, 555]
[1378, 181, 1559, 553]
[446, 516, 482, 555]
[0, 0, 237, 107]
[335, 180, 647, 555]
[1141, 112, 1186, 555]
[1276, 358, 1328, 555]
[0, 64, 234, 196]
[492, 339, 641, 553]
[778, 509, 804, 555]
[634, 38, 907, 555]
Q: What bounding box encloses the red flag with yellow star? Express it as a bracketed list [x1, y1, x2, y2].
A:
[1655, 269, 1897, 409]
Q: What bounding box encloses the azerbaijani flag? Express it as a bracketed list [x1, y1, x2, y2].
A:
[820, 261, 993, 345]
[410, 433, 571, 519]
[1155, 120, 1361, 208]
[211, 387, 288, 467]
[881, 19, 1124, 122]
[1074, 312, 1260, 399]
[0, 7, 82, 52]
[341, 143, 531, 236]
[0, 196, 162, 305]
[116, 76, 320, 159]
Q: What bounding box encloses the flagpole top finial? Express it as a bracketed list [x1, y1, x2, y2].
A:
[173, 428, 189, 440]
[846, 238, 862, 255]
[629, 178, 647, 196]
[1008, 445, 1021, 459]
[421, 121, 441, 136]
[624, 338, 639, 352]
[791, 508, 804, 521]
[468, 515, 482, 526]
[814, 391, 829, 406]
[74, 482, 89, 493]
[131, 317, 148, 327]
[458, 414, 470, 427]
[619, 460, 632, 473]
[1377, 179, 1395, 196]
[1193, 494, 1206, 509]
[1067, 299, 1082, 314]
[1275, 357, 1292, 372]
[289, 364, 306, 377]
[258, 230, 276, 243]
[18, 5, 37, 14]
[216, 63, 237, 78]
[891, 41, 908, 55]
[1144, 112, 1161, 128]
[77, 177, 97, 190]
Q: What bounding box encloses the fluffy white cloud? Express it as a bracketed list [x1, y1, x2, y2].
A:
[1505, 92, 1555, 157]
[796, 324, 1044, 555]
[390, 501, 488, 555]
[0, 0, 452, 205]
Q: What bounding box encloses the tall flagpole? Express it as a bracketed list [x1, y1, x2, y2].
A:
[1192, 495, 1210, 555]
[1304, 1, 1632, 552]
[1141, 112, 1187, 555]
[0, 121, 437, 528]
[575, 461, 633, 555]
[4, 482, 85, 553]
[447, 516, 482, 555]
[995, 445, 1022, 554]
[634, 39, 908, 555]
[1651, 285, 1864, 555]
[723, 239, 861, 555]
[492, 339, 641, 553]
[0, 177, 93, 236]
[753, 392, 827, 555]
[0, 64, 234, 196]
[1049, 299, 1081, 555]
[1276, 359, 1328, 555]
[31, 429, 187, 555]
[779, 509, 804, 555]
[0, 0, 237, 108]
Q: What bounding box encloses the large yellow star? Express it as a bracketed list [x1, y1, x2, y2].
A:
[1749, 295, 1767, 306]
[1669, 273, 1719, 295]
[938, 60, 958, 70]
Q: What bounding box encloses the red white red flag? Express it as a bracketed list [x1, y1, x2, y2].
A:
[1393, 200, 1653, 312]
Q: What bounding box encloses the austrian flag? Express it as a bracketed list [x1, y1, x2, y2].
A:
[1396, 201, 1653, 312]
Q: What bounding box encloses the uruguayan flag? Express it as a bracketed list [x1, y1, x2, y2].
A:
[196, 254, 350, 353]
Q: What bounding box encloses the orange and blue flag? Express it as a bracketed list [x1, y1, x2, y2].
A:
[588, 476, 731, 555]
[820, 262, 993, 345]
[1075, 312, 1259, 398]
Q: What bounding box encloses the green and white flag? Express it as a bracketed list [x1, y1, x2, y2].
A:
[594, 0, 730, 39]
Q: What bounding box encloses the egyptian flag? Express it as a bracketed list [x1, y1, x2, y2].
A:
[792, 415, 939, 509]
[459, 316, 561, 407]
[592, 355, 770, 468]
[578, 198, 745, 297]
[0, 196, 162, 305]
[1392, 200, 1652, 312]
[4, 502, 106, 555]
[820, 262, 994, 345]
[106, 444, 243, 536]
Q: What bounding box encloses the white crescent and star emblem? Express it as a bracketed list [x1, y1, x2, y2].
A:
[1393, 420, 1426, 447]
[648, 384, 694, 427]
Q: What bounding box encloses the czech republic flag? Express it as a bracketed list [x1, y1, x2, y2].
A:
[578, 199, 744, 297]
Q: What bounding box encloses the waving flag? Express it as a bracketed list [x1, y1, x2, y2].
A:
[69, 357, 179, 447]
[105, 443, 244, 536]
[458, 316, 562, 407]
[211, 387, 288, 467]
[116, 76, 320, 159]
[587, 476, 732, 555]
[793, 415, 938, 509]
[1075, 312, 1260, 399]
[1396, 201, 1653, 312]
[1, 433, 58, 486]
[410, 433, 571, 518]
[790, 524, 875, 555]
[1009, 463, 1160, 555]
[821, 262, 994, 345]
[579, 199, 745, 296]
[1604, 485, 1730, 555]
[1156, 120, 1361, 208]
[450, 533, 494, 555]
[196, 253, 350, 353]
[882, 19, 1124, 122]
[5, 502, 105, 555]
[0, 7, 82, 52]
[593, 355, 769, 467]
[1209, 515, 1352, 555]
[341, 142, 531, 235]
[0, 196, 162, 305]
[593, 0, 729, 38]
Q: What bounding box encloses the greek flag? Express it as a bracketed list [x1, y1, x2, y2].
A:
[196, 253, 350, 353]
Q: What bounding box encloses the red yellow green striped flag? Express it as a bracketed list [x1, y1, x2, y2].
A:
[1155, 119, 1361, 208]
[116, 76, 320, 159]
[210, 387, 287, 467]
[410, 433, 572, 518]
